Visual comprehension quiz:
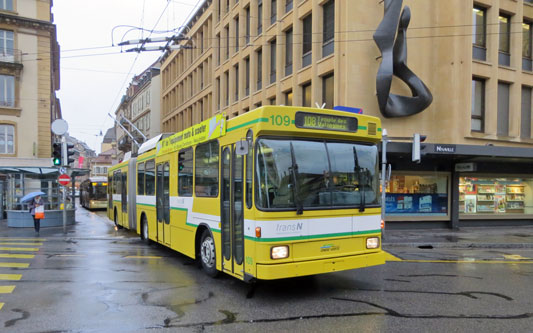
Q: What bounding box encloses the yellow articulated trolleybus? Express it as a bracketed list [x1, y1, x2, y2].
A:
[108, 106, 386, 281]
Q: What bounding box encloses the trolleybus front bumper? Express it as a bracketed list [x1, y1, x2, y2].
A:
[255, 250, 386, 280]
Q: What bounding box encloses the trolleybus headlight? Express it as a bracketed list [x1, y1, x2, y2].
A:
[271, 245, 289, 259]
[366, 237, 380, 249]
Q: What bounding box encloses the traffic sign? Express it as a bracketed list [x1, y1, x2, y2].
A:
[58, 174, 71, 186]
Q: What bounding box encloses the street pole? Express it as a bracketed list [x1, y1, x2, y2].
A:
[381, 129, 388, 237]
[61, 136, 67, 234]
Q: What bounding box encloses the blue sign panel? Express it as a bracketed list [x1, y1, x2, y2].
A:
[333, 106, 363, 114]
[385, 193, 448, 216]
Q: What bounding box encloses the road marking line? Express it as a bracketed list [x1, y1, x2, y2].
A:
[503, 254, 533, 260]
[0, 303, 3, 310]
[0, 286, 15, 293]
[56, 254, 85, 257]
[396, 259, 533, 264]
[125, 256, 162, 259]
[0, 254, 35, 259]
[0, 263, 30, 268]
[0, 238, 46, 241]
[384, 251, 402, 262]
[0, 242, 43, 246]
[0, 247, 39, 252]
[0, 274, 22, 281]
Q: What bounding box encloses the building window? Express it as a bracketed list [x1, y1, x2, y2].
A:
[245, 6, 250, 44]
[499, 14, 511, 66]
[224, 71, 229, 106]
[258, 0, 263, 35]
[216, 34, 221, 65]
[270, 39, 276, 84]
[460, 177, 533, 215]
[269, 96, 276, 105]
[472, 6, 486, 61]
[234, 64, 239, 102]
[0, 29, 14, 62]
[284, 90, 292, 106]
[322, 73, 334, 109]
[386, 173, 449, 216]
[523, 22, 532, 71]
[0, 74, 14, 107]
[245, 57, 250, 96]
[285, 0, 292, 13]
[0, 0, 12, 11]
[521, 86, 532, 139]
[235, 16, 239, 52]
[285, 28, 293, 76]
[497, 82, 510, 136]
[302, 82, 311, 107]
[322, 0, 334, 57]
[225, 25, 230, 59]
[257, 48, 262, 90]
[271, 0, 277, 25]
[216, 77, 221, 109]
[471, 78, 485, 132]
[302, 14, 312, 67]
[0, 123, 14, 154]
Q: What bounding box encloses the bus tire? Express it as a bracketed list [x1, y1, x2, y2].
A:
[141, 216, 150, 244]
[200, 230, 219, 278]
[114, 210, 122, 229]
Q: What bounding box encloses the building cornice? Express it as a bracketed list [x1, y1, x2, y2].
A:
[0, 13, 55, 31]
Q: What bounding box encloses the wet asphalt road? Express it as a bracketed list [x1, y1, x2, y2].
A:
[0, 206, 532, 332]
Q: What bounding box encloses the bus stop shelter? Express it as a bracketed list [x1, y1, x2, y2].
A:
[0, 167, 89, 227]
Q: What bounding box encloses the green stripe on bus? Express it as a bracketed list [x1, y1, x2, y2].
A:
[186, 222, 221, 233]
[227, 117, 269, 132]
[244, 229, 382, 242]
[358, 126, 367, 130]
[137, 154, 156, 163]
[137, 203, 155, 208]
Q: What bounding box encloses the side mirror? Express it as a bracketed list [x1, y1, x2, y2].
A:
[236, 140, 249, 155]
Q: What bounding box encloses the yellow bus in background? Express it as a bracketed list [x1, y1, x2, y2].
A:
[108, 106, 385, 281]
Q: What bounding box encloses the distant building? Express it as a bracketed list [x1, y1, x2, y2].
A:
[91, 148, 115, 178]
[114, 60, 162, 159]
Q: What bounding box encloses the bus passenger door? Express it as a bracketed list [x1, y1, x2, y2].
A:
[221, 145, 245, 278]
[121, 172, 127, 227]
[156, 162, 170, 245]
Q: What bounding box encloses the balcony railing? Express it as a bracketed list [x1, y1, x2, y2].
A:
[0, 49, 22, 65]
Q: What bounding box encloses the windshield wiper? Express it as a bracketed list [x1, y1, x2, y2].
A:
[290, 142, 303, 215]
[353, 146, 365, 212]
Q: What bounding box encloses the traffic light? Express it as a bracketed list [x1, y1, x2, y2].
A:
[52, 142, 62, 166]
[178, 152, 185, 171]
[65, 143, 75, 166]
[412, 133, 427, 163]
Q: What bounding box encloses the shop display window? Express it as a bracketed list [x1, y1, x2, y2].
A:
[385, 174, 449, 216]
[459, 177, 532, 215]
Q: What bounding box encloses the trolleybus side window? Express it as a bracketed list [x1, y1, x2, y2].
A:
[246, 142, 253, 209]
[178, 148, 193, 196]
[145, 160, 156, 195]
[195, 141, 219, 197]
[113, 171, 121, 195]
[137, 162, 145, 195]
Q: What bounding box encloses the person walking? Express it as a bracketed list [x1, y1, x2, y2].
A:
[29, 195, 44, 234]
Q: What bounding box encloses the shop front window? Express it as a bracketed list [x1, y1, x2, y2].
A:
[459, 177, 533, 215]
[385, 174, 449, 216]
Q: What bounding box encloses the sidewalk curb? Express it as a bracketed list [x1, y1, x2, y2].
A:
[384, 242, 533, 249]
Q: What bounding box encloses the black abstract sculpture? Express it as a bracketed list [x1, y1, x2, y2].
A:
[373, 0, 433, 118]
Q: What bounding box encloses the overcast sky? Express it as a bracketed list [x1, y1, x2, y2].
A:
[53, 0, 200, 154]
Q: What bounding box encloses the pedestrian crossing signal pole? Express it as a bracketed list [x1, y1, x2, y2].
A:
[61, 136, 67, 233]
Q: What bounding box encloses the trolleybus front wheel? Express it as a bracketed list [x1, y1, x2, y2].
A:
[200, 230, 219, 277]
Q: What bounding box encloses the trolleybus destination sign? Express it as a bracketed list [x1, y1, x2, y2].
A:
[295, 112, 358, 132]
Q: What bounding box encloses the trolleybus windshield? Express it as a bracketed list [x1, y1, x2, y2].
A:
[256, 138, 379, 210]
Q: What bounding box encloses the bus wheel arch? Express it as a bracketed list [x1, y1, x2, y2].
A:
[113, 208, 118, 227]
[196, 226, 219, 277]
